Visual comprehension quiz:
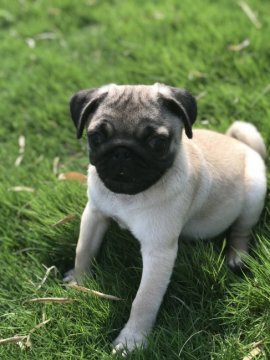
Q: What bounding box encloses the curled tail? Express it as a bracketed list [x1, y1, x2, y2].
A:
[226, 121, 267, 160]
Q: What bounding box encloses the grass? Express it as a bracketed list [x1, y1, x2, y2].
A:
[0, 0, 269, 358]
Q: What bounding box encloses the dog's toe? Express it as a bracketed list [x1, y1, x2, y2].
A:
[228, 254, 243, 270]
[111, 343, 128, 357]
[62, 269, 77, 284]
[112, 330, 147, 355]
[227, 252, 248, 274]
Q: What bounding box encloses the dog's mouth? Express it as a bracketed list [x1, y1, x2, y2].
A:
[102, 177, 147, 195]
[92, 144, 175, 195]
[99, 167, 163, 194]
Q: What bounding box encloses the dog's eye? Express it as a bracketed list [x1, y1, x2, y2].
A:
[88, 131, 105, 148]
[148, 136, 169, 155]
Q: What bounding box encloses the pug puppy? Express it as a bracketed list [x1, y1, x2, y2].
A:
[65, 83, 267, 353]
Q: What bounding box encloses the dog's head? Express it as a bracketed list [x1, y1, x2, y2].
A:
[70, 84, 197, 195]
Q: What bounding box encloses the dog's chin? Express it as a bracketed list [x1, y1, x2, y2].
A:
[94, 151, 175, 195]
[100, 177, 159, 195]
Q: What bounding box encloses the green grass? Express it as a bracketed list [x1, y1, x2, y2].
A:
[0, 0, 269, 358]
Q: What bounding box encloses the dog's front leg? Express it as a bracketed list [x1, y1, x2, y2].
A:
[113, 239, 178, 354]
[64, 201, 109, 283]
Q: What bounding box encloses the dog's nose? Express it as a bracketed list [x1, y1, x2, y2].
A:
[112, 147, 131, 161]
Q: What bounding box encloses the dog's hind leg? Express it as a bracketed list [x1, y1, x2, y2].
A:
[227, 151, 266, 270]
[227, 225, 251, 269]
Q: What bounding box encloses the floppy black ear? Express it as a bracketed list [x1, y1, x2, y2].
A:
[161, 87, 197, 139]
[70, 88, 108, 139]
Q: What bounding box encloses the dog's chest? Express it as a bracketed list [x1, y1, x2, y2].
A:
[88, 165, 188, 243]
[88, 175, 140, 230]
[92, 190, 140, 230]
[111, 215, 128, 229]
[89, 183, 186, 245]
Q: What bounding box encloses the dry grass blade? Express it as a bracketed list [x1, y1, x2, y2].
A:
[228, 39, 250, 52]
[19, 334, 32, 350]
[195, 91, 207, 101]
[0, 320, 51, 348]
[53, 214, 77, 226]
[18, 336, 32, 350]
[52, 156, 60, 175]
[14, 154, 24, 167]
[26, 297, 75, 304]
[18, 319, 51, 350]
[18, 135, 26, 153]
[201, 119, 209, 125]
[24, 319, 51, 349]
[26, 37, 36, 48]
[66, 283, 122, 301]
[238, 1, 262, 29]
[243, 346, 262, 360]
[58, 171, 87, 183]
[37, 266, 58, 289]
[29, 319, 51, 334]
[8, 186, 35, 192]
[188, 70, 207, 80]
[0, 336, 27, 346]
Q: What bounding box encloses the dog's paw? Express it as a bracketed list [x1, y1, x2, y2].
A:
[227, 251, 248, 274]
[62, 269, 77, 284]
[228, 254, 243, 270]
[63, 269, 92, 284]
[112, 330, 147, 356]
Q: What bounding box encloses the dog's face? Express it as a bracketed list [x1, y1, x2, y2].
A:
[70, 84, 197, 195]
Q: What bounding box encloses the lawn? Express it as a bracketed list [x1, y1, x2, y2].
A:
[0, 0, 269, 359]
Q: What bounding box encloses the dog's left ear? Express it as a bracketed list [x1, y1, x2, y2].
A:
[70, 87, 108, 139]
[158, 86, 197, 139]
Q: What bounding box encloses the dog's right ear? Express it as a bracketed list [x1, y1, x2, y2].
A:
[70, 88, 108, 139]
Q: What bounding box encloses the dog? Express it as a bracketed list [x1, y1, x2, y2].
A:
[64, 83, 267, 353]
